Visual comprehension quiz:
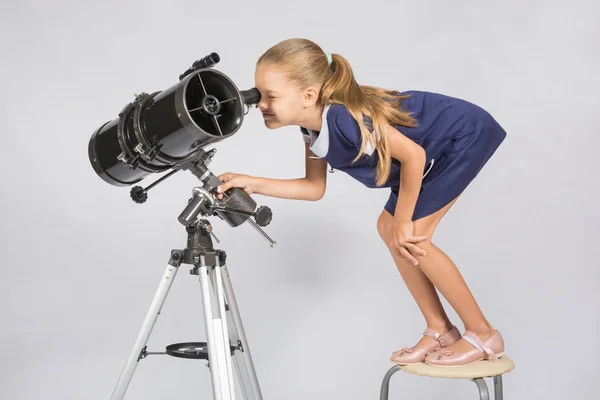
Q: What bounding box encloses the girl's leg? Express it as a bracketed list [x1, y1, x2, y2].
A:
[409, 195, 496, 354]
[377, 210, 453, 349]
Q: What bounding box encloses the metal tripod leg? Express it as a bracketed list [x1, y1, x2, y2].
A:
[110, 255, 182, 400]
[108, 219, 264, 400]
[220, 263, 263, 400]
[198, 255, 264, 400]
[199, 254, 236, 400]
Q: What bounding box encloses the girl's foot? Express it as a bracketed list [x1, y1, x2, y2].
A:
[390, 325, 461, 365]
[440, 328, 495, 355]
[424, 329, 505, 367]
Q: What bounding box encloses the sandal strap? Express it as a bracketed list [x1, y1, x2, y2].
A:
[423, 328, 441, 341]
[463, 331, 497, 361]
[423, 326, 455, 347]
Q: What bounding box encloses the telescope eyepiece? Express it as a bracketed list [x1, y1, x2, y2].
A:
[240, 88, 261, 106]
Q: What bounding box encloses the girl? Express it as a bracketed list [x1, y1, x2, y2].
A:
[216, 38, 507, 367]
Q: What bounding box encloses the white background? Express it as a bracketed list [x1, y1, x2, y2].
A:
[1, 0, 598, 399]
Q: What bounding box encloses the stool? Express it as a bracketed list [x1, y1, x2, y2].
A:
[380, 356, 515, 400]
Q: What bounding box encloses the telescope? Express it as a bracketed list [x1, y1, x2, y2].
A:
[88, 52, 272, 234]
[88, 53, 274, 400]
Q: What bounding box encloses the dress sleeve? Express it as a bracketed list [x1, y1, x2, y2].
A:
[328, 105, 375, 155]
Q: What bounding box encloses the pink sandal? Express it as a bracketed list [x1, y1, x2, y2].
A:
[390, 325, 461, 365]
[424, 330, 505, 367]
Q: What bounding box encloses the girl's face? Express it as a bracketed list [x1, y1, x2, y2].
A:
[254, 64, 320, 130]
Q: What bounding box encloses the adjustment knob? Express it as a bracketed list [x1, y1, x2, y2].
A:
[130, 186, 148, 204]
[254, 206, 272, 227]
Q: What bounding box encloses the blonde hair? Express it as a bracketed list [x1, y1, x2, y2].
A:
[257, 38, 418, 186]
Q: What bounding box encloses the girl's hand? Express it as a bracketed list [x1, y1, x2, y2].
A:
[216, 172, 257, 200]
[389, 219, 428, 265]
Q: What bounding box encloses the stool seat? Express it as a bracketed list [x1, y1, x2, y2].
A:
[398, 355, 515, 379]
[380, 355, 515, 400]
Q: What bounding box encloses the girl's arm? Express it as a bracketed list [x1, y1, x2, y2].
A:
[253, 143, 328, 200]
[217, 143, 328, 201]
[386, 125, 427, 221]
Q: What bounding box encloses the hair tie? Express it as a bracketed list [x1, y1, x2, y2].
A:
[324, 52, 332, 65]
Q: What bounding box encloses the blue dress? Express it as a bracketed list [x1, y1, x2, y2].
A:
[300, 90, 507, 221]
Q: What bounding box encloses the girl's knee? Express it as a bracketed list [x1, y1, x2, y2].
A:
[378, 209, 435, 252]
[376, 209, 393, 243]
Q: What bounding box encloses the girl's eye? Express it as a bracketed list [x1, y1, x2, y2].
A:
[268, 96, 276, 99]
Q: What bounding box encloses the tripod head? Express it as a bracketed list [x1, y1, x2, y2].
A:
[139, 147, 276, 246]
[88, 52, 276, 246]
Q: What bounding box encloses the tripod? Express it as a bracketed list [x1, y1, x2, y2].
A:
[110, 185, 275, 400]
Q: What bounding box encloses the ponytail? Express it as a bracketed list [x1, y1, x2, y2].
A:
[321, 53, 417, 186]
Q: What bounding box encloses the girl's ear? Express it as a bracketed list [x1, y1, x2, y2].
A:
[303, 85, 320, 107]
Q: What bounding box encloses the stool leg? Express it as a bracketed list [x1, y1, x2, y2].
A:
[380, 365, 401, 400]
[493, 375, 503, 400]
[473, 378, 490, 400]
